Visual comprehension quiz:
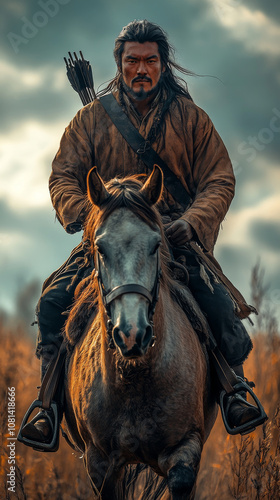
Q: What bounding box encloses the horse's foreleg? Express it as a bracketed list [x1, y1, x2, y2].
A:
[158, 432, 203, 500]
[84, 444, 124, 500]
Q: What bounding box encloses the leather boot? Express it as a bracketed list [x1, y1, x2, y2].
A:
[225, 364, 261, 428]
[21, 344, 59, 443]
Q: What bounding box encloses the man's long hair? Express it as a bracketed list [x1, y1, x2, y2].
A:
[97, 20, 196, 150]
[97, 20, 195, 102]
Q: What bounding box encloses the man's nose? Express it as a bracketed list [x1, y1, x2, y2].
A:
[137, 61, 147, 74]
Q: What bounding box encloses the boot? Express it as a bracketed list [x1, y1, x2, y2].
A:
[224, 364, 263, 430]
[21, 344, 59, 443]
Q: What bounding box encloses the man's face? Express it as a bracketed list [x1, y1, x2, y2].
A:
[121, 41, 164, 100]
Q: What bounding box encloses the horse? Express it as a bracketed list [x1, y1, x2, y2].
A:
[63, 165, 218, 500]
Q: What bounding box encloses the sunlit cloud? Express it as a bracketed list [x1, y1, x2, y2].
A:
[0, 120, 66, 210]
[0, 58, 67, 93]
[209, 1, 280, 56]
[0, 231, 30, 254]
[216, 173, 280, 305]
[216, 154, 280, 279]
[3, 1, 27, 17]
[218, 193, 280, 250]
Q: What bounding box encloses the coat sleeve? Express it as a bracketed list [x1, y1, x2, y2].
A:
[181, 111, 235, 252]
[49, 106, 94, 234]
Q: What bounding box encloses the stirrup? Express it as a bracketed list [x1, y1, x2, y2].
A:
[220, 376, 268, 435]
[17, 399, 60, 452]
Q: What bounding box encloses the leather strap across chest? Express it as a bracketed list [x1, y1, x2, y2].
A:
[99, 93, 192, 211]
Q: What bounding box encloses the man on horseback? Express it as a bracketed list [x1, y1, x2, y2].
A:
[19, 20, 266, 450]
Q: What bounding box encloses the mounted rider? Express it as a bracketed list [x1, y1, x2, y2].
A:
[19, 20, 266, 450]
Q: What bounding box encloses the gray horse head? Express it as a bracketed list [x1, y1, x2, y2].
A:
[87, 165, 163, 358]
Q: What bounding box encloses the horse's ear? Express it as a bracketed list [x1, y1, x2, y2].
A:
[139, 165, 164, 206]
[87, 167, 110, 207]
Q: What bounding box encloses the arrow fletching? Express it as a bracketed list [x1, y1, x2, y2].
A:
[64, 51, 96, 105]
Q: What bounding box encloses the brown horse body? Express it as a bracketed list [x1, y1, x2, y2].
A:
[64, 166, 217, 499]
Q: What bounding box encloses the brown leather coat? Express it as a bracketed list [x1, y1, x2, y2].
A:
[50, 90, 255, 319]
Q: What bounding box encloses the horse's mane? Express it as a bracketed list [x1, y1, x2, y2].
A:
[84, 174, 165, 254]
[64, 174, 209, 348]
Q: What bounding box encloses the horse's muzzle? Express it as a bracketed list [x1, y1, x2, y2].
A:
[113, 323, 154, 358]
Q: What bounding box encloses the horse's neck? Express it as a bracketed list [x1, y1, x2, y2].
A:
[153, 286, 183, 354]
[155, 283, 204, 369]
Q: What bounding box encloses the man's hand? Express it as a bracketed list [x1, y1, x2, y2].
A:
[165, 219, 193, 246]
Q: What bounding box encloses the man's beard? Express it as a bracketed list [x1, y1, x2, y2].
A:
[121, 75, 163, 101]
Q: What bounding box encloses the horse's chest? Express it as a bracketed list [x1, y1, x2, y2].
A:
[102, 395, 182, 463]
[86, 373, 192, 463]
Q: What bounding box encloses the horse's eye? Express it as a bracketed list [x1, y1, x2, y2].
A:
[150, 242, 161, 255]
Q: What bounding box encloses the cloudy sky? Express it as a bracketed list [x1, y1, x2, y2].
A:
[0, 0, 279, 328]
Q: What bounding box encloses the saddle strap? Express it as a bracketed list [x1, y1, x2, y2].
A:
[209, 346, 238, 394]
[38, 342, 67, 410]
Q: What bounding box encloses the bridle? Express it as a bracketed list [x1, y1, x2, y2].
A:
[94, 247, 162, 349]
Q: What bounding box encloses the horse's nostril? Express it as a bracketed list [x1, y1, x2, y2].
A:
[113, 323, 153, 355]
[141, 325, 153, 349]
[113, 327, 123, 348]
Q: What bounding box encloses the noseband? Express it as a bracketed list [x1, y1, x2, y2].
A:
[94, 248, 162, 349]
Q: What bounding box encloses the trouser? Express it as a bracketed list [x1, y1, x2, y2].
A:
[35, 244, 252, 367]
[35, 243, 92, 357]
[183, 250, 252, 366]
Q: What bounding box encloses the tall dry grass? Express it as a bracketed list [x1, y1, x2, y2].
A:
[0, 321, 92, 500]
[0, 266, 279, 499]
[196, 329, 280, 500]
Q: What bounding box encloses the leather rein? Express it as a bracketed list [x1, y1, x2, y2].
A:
[94, 247, 162, 349]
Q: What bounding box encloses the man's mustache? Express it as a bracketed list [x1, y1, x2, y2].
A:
[132, 76, 152, 83]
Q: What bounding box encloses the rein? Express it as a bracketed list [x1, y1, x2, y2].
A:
[94, 247, 162, 349]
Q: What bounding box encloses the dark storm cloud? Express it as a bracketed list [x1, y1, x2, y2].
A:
[210, 52, 280, 169]
[244, 0, 280, 22]
[215, 244, 256, 299]
[249, 219, 280, 252]
[2, 0, 196, 64]
[0, 81, 67, 130]
[0, 199, 81, 292]
[230, 166, 274, 214]
[0, 82, 78, 134]
[216, 242, 280, 319]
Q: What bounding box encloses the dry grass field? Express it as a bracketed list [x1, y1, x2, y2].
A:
[1, 270, 279, 499]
